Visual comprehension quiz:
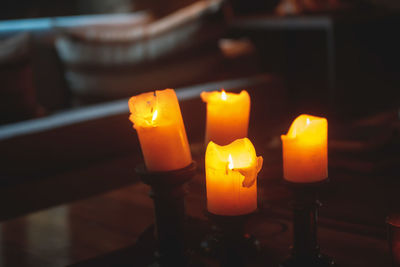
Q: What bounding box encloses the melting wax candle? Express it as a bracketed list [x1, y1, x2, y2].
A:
[281, 114, 328, 183]
[128, 89, 192, 171]
[201, 90, 250, 146]
[205, 138, 263, 216]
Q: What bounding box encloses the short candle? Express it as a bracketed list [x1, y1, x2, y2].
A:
[205, 138, 263, 216]
[201, 90, 250, 146]
[281, 114, 328, 183]
[128, 89, 192, 172]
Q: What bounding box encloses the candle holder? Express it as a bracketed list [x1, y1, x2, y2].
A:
[135, 162, 197, 267]
[280, 179, 336, 267]
[203, 211, 260, 267]
[386, 214, 400, 266]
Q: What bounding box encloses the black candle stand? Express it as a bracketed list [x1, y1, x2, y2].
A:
[202, 211, 260, 267]
[280, 179, 335, 267]
[136, 162, 197, 267]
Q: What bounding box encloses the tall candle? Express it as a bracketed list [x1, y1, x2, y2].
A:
[201, 90, 250, 146]
[128, 89, 192, 171]
[281, 114, 328, 183]
[205, 138, 263, 216]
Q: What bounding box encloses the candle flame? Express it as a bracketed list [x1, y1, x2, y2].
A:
[228, 154, 234, 170]
[152, 109, 158, 122]
[221, 90, 227, 101]
[284, 115, 318, 139]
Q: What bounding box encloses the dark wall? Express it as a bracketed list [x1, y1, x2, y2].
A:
[0, 0, 198, 20]
[0, 0, 79, 20]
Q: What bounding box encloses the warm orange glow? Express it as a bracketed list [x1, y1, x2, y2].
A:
[228, 154, 234, 170]
[205, 138, 263, 216]
[201, 90, 250, 146]
[128, 89, 192, 171]
[281, 114, 327, 183]
[152, 109, 158, 122]
[221, 90, 227, 101]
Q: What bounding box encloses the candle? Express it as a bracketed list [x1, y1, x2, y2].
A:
[281, 114, 328, 183]
[205, 138, 263, 216]
[201, 90, 250, 146]
[128, 89, 192, 171]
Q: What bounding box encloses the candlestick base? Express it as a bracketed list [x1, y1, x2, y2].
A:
[280, 179, 336, 267]
[201, 211, 260, 267]
[136, 162, 197, 267]
[280, 253, 335, 267]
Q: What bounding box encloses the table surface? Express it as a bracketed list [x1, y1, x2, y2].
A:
[0, 170, 392, 267]
[0, 78, 398, 267]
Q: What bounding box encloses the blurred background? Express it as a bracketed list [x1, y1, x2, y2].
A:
[1, 0, 399, 124]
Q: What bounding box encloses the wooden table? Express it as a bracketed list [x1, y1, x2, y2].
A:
[0, 173, 391, 266]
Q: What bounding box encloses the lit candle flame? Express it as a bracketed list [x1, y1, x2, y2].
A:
[306, 118, 310, 125]
[228, 154, 234, 170]
[221, 90, 227, 101]
[152, 109, 158, 122]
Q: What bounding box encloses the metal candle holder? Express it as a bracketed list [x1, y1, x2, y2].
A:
[204, 211, 259, 267]
[136, 162, 197, 267]
[281, 179, 336, 267]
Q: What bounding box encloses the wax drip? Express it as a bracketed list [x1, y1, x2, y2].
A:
[238, 156, 263, 188]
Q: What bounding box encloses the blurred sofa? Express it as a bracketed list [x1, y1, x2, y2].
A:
[0, 0, 226, 125]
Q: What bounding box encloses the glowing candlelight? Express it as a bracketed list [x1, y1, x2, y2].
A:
[201, 90, 250, 146]
[205, 138, 263, 216]
[228, 154, 234, 170]
[128, 89, 192, 171]
[221, 90, 227, 101]
[281, 114, 328, 183]
[152, 109, 158, 121]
